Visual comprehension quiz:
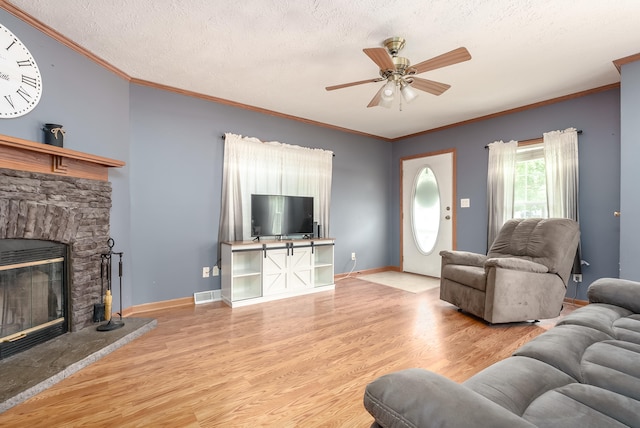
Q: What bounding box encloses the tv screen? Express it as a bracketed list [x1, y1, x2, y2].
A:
[251, 194, 314, 237]
[287, 196, 314, 235]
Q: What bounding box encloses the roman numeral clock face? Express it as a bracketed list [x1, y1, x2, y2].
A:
[0, 23, 42, 118]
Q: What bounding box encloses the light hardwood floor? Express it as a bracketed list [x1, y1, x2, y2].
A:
[0, 277, 575, 427]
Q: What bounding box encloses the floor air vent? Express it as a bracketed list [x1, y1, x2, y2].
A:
[194, 290, 218, 304]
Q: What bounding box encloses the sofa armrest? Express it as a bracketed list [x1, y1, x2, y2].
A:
[363, 369, 536, 428]
[439, 250, 487, 267]
[485, 257, 549, 273]
[588, 278, 640, 313]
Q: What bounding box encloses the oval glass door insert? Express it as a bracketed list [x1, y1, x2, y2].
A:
[412, 166, 441, 254]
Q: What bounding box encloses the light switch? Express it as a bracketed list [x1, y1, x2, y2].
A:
[460, 198, 470, 208]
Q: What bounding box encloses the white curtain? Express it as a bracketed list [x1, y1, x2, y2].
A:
[218, 133, 333, 245]
[486, 140, 518, 249]
[544, 128, 579, 219]
[544, 127, 581, 272]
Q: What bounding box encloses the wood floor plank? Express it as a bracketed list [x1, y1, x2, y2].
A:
[0, 277, 574, 427]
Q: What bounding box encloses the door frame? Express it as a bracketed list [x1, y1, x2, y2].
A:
[400, 148, 457, 272]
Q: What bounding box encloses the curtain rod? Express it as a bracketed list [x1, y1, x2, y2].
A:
[484, 130, 582, 149]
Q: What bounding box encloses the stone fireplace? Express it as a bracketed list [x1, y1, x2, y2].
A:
[0, 134, 124, 358]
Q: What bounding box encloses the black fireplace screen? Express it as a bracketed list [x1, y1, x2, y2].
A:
[1, 259, 64, 338]
[0, 240, 67, 359]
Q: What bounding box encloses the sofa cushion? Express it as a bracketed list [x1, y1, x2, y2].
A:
[364, 368, 537, 428]
[612, 314, 640, 345]
[484, 257, 549, 273]
[463, 356, 575, 416]
[522, 383, 640, 428]
[557, 303, 633, 337]
[588, 277, 640, 314]
[513, 324, 612, 381]
[442, 264, 486, 291]
[487, 218, 578, 274]
[582, 340, 640, 401]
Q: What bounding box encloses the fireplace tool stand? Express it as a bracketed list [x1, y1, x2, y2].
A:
[97, 238, 125, 332]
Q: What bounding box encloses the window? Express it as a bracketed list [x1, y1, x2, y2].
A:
[513, 142, 548, 218]
[486, 127, 579, 248]
[412, 166, 440, 254]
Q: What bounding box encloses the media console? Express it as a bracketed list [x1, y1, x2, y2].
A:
[221, 238, 335, 308]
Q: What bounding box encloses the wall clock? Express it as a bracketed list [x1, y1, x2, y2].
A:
[0, 22, 43, 118]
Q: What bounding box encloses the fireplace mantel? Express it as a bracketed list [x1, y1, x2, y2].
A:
[0, 133, 124, 181]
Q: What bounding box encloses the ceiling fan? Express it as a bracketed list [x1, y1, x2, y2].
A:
[325, 37, 471, 109]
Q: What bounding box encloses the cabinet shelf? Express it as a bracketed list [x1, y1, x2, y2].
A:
[232, 269, 262, 278]
[314, 262, 333, 268]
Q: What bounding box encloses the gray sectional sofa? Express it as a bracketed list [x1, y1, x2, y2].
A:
[363, 278, 640, 427]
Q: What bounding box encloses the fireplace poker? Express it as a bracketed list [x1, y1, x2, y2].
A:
[116, 252, 123, 320]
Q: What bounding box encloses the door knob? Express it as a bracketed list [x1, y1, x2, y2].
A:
[614, 211, 621, 217]
[445, 215, 451, 220]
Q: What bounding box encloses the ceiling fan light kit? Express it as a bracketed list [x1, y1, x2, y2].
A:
[399, 80, 418, 103]
[381, 80, 396, 100]
[326, 37, 471, 110]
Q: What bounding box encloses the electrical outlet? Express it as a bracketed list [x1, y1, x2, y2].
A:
[202, 267, 210, 278]
[211, 266, 219, 276]
[351, 252, 356, 261]
[573, 274, 582, 283]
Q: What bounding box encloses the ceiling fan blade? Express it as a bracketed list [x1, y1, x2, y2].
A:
[412, 47, 471, 74]
[363, 47, 395, 70]
[325, 78, 383, 91]
[367, 86, 383, 108]
[410, 77, 451, 96]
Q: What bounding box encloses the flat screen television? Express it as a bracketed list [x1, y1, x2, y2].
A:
[251, 194, 314, 238]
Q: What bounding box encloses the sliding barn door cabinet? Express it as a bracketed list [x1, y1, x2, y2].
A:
[221, 239, 335, 307]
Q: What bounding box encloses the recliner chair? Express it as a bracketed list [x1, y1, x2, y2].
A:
[439, 218, 580, 324]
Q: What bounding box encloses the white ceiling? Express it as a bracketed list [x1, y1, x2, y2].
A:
[6, 0, 640, 139]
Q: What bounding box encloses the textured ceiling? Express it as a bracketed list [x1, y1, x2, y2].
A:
[5, 0, 640, 139]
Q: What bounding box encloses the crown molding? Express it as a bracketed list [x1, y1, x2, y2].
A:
[393, 83, 620, 142]
[613, 52, 640, 73]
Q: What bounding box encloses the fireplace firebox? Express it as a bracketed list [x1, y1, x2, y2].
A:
[0, 239, 68, 359]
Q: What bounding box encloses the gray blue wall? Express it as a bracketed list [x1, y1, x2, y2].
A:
[620, 60, 640, 280]
[1, 8, 629, 305]
[129, 84, 391, 304]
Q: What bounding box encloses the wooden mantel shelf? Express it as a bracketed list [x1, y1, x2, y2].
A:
[0, 133, 125, 181]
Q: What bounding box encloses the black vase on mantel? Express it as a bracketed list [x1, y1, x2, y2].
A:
[43, 123, 64, 147]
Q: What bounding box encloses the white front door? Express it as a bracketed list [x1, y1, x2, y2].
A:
[402, 151, 454, 277]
